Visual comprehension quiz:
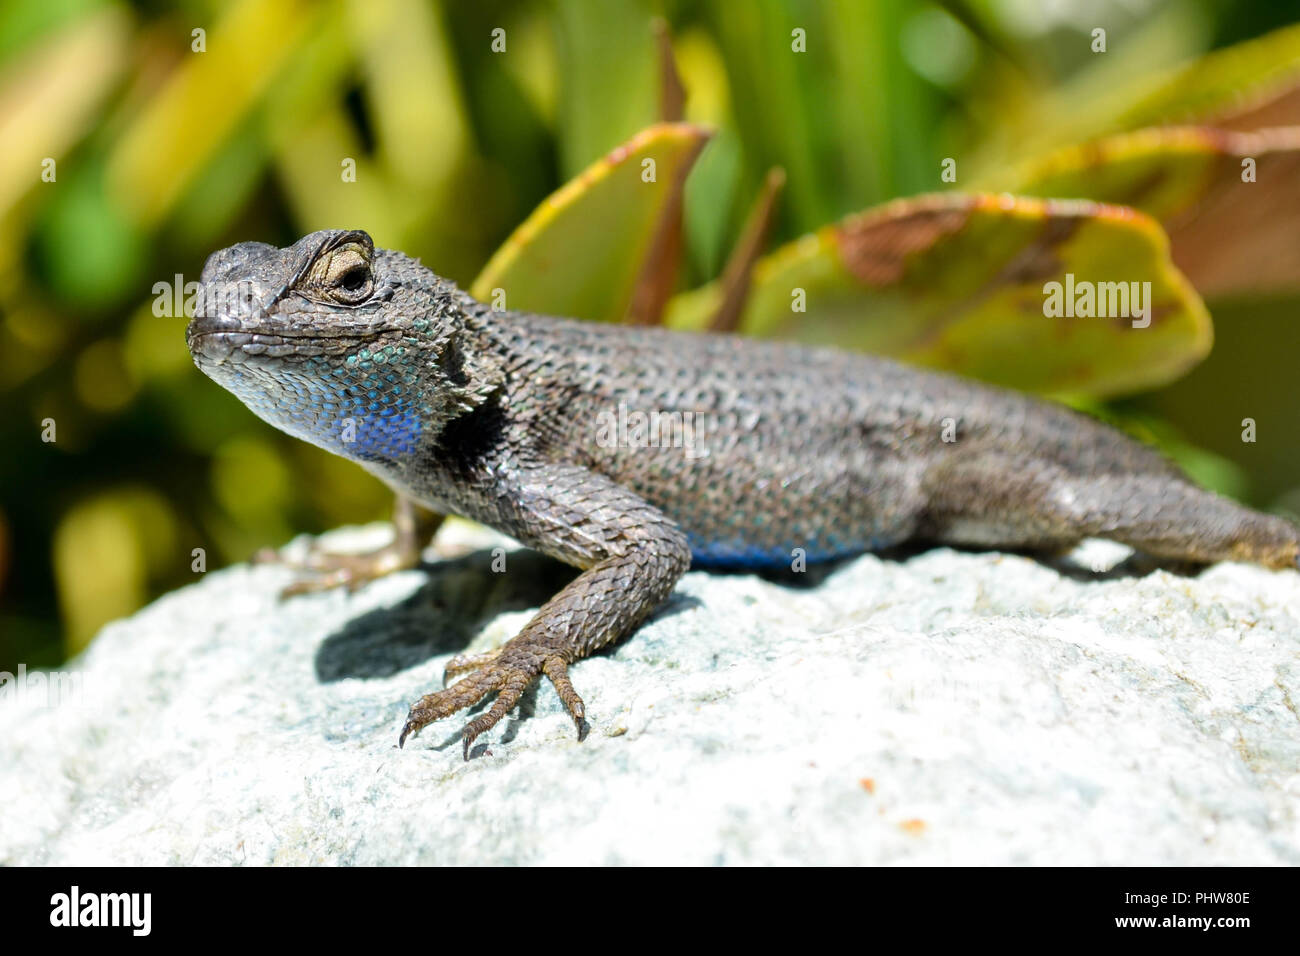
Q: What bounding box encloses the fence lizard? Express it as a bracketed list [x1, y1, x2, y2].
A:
[187, 229, 1299, 757]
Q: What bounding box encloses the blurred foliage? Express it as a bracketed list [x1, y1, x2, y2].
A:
[2, 0, 1298, 671]
[663, 194, 1211, 396]
[472, 122, 712, 320]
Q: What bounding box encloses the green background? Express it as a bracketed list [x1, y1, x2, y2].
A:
[2, 0, 1297, 671]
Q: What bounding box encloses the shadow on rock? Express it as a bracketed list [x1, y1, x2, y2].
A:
[314, 548, 578, 683]
[315, 535, 1204, 688]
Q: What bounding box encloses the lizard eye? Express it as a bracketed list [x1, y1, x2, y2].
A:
[337, 264, 368, 293]
[311, 241, 374, 304]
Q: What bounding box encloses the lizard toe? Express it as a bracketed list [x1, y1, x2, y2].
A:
[401, 647, 583, 755]
[442, 649, 503, 687]
[399, 667, 503, 747]
[542, 656, 588, 738]
[459, 676, 528, 760]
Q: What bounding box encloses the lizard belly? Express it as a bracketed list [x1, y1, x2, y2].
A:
[684, 535, 886, 569]
[604, 444, 925, 570]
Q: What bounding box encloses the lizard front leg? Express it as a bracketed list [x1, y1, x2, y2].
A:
[399, 464, 691, 758]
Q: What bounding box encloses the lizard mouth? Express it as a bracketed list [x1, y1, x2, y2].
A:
[187, 317, 365, 368]
[186, 316, 300, 366]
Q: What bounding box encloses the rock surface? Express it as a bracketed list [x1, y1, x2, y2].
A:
[2, 521, 1299, 865]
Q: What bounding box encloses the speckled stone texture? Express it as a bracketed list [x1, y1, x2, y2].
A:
[2, 522, 1298, 865]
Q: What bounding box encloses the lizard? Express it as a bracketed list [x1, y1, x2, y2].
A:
[186, 228, 1300, 758]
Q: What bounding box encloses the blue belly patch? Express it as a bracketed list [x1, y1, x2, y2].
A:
[687, 534, 884, 569]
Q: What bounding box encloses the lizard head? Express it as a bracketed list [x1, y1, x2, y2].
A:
[187, 229, 501, 468]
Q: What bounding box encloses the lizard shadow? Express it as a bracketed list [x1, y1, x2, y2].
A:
[700, 539, 1207, 588]
[314, 548, 576, 683]
[313, 537, 1197, 751]
[1034, 551, 1206, 582]
[315, 533, 1193, 683]
[313, 547, 701, 684]
[313, 546, 698, 756]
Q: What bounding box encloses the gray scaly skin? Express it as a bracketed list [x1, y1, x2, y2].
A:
[187, 229, 1300, 757]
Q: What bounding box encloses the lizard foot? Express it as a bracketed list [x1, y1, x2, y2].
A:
[257, 498, 442, 598]
[258, 538, 421, 597]
[400, 650, 588, 758]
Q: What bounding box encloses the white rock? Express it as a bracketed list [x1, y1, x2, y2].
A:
[2, 523, 1298, 865]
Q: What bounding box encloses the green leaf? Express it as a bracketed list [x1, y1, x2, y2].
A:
[1116, 22, 1300, 131]
[105, 0, 315, 226]
[967, 21, 1300, 185]
[1009, 126, 1300, 299]
[470, 122, 711, 322]
[665, 193, 1210, 399]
